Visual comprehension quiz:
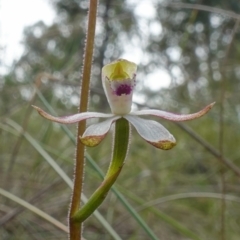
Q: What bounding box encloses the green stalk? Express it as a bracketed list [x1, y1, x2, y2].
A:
[72, 118, 130, 222]
[69, 0, 98, 239]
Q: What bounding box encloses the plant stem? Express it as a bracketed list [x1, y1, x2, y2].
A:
[72, 118, 130, 223]
[69, 1, 98, 239]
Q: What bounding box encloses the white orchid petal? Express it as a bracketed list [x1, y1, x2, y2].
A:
[130, 102, 215, 122]
[81, 116, 121, 147]
[32, 105, 115, 124]
[124, 115, 176, 150]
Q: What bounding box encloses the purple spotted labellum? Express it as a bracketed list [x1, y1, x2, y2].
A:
[33, 59, 215, 150]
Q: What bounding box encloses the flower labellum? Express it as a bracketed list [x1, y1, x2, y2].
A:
[102, 59, 137, 115]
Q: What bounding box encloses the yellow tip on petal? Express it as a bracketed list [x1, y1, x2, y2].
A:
[148, 140, 177, 150]
[80, 135, 105, 147]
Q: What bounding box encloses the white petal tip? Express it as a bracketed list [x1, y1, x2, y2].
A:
[32, 105, 53, 120]
[209, 102, 216, 108]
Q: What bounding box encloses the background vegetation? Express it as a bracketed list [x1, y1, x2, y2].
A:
[1, 0, 240, 239]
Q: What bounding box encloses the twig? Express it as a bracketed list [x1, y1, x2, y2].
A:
[0, 188, 68, 233]
[166, 2, 240, 20]
[0, 179, 62, 226]
[7, 73, 56, 173]
[176, 122, 240, 178]
[136, 192, 240, 211]
[68, 1, 98, 239]
[218, 19, 240, 240]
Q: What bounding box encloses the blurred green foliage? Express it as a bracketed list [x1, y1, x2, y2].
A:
[1, 0, 240, 239]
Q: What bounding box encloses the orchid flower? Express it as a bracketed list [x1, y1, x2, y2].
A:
[33, 59, 214, 223]
[33, 59, 214, 150]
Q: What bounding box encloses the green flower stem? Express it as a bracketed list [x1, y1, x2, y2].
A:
[105, 118, 130, 179]
[72, 118, 130, 223]
[69, 0, 98, 239]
